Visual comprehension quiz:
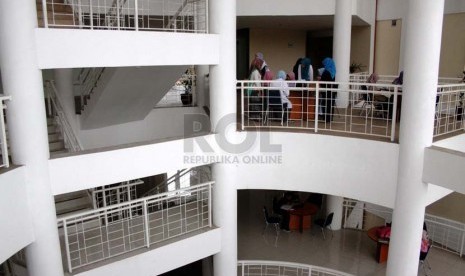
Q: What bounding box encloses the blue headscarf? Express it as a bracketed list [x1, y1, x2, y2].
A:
[276, 70, 286, 80]
[301, 58, 311, 81]
[322, 58, 336, 79]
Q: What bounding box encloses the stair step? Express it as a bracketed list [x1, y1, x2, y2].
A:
[48, 132, 59, 142]
[49, 140, 64, 151]
[38, 18, 75, 28]
[57, 207, 93, 220]
[55, 190, 90, 203]
[55, 195, 92, 216]
[47, 125, 57, 134]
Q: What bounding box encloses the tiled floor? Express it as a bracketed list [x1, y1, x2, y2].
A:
[237, 192, 465, 276]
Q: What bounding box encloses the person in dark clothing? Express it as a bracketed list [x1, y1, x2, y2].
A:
[319, 58, 337, 122]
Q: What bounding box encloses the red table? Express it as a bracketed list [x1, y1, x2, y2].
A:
[288, 203, 319, 233]
[367, 226, 390, 263]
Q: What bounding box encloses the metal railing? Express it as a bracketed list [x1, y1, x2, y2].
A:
[238, 80, 401, 142]
[342, 199, 465, 257]
[237, 260, 354, 276]
[92, 179, 144, 209]
[143, 164, 211, 197]
[58, 181, 213, 272]
[238, 80, 465, 142]
[0, 95, 11, 168]
[76, 67, 107, 112]
[40, 0, 208, 33]
[434, 83, 465, 137]
[45, 81, 83, 152]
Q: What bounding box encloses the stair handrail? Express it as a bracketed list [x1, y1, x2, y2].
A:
[0, 95, 12, 168]
[45, 81, 83, 152]
[164, 0, 192, 30]
[142, 168, 190, 197]
[76, 67, 106, 111]
[105, 0, 129, 29]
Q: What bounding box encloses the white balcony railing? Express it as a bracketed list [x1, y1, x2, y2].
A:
[342, 199, 465, 257]
[238, 80, 465, 142]
[92, 179, 144, 209]
[40, 0, 208, 33]
[58, 181, 213, 272]
[0, 95, 11, 168]
[238, 260, 354, 276]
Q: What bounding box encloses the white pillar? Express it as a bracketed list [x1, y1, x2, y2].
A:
[0, 1, 64, 276]
[195, 65, 209, 109]
[333, 0, 352, 108]
[326, 195, 343, 230]
[386, 1, 444, 275]
[209, 0, 237, 275]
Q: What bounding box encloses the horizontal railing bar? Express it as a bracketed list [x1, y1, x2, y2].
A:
[58, 181, 213, 222]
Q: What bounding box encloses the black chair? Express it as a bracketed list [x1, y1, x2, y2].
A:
[264, 89, 284, 125]
[263, 206, 281, 236]
[314, 212, 334, 240]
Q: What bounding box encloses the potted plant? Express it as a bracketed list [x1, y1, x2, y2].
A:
[178, 69, 195, 106]
[350, 62, 365, 73]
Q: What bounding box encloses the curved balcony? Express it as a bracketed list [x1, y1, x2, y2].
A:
[37, 0, 208, 33]
[237, 78, 465, 143]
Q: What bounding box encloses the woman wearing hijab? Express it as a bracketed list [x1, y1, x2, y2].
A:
[247, 57, 263, 120]
[300, 58, 314, 81]
[270, 70, 292, 124]
[320, 57, 337, 122]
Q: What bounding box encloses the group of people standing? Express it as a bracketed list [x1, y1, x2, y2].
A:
[247, 52, 338, 124]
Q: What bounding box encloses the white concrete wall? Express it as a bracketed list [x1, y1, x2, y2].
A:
[234, 132, 399, 208]
[78, 106, 206, 149]
[377, 0, 465, 20]
[237, 0, 374, 22]
[237, 0, 335, 16]
[49, 134, 216, 195]
[35, 29, 219, 69]
[75, 228, 221, 276]
[0, 167, 35, 263]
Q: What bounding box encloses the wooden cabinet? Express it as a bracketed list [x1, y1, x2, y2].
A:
[289, 90, 316, 120]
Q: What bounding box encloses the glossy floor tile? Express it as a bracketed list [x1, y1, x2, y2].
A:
[238, 194, 465, 276]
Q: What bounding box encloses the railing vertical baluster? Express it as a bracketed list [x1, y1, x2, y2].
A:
[241, 262, 244, 276]
[134, 0, 139, 31]
[143, 199, 150, 248]
[0, 101, 8, 168]
[89, 0, 94, 29]
[205, 0, 209, 33]
[208, 183, 212, 227]
[390, 87, 398, 141]
[460, 230, 465, 257]
[62, 219, 73, 273]
[241, 82, 245, 131]
[314, 83, 319, 132]
[42, 0, 49, 28]
[116, 0, 121, 30]
[78, 0, 83, 28]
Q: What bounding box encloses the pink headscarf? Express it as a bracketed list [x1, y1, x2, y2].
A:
[367, 73, 379, 83]
[286, 72, 296, 87]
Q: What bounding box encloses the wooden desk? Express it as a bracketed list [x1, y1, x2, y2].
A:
[289, 90, 316, 120]
[367, 226, 390, 263]
[288, 203, 319, 233]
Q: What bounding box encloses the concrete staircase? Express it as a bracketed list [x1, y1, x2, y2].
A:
[54, 190, 93, 219]
[36, 0, 76, 28]
[47, 117, 66, 155]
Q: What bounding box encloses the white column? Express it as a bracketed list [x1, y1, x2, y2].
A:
[195, 65, 209, 109]
[333, 0, 352, 108]
[386, 1, 444, 275]
[326, 195, 343, 230]
[209, 0, 237, 275]
[0, 1, 64, 276]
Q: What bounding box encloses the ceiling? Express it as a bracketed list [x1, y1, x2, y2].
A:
[237, 15, 369, 32]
